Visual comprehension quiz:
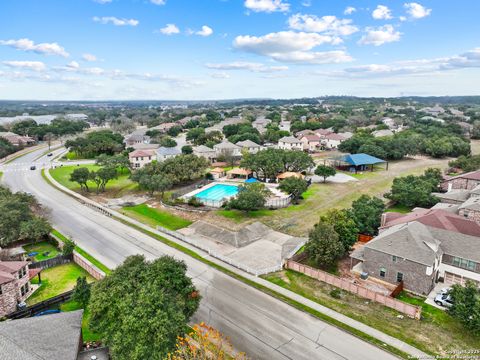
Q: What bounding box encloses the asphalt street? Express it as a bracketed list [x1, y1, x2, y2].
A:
[0, 147, 400, 360]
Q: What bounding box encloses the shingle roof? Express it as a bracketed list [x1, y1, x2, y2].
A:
[446, 170, 480, 182]
[156, 147, 181, 156]
[236, 140, 260, 148]
[214, 141, 240, 150]
[128, 149, 156, 157]
[193, 145, 214, 153]
[279, 136, 302, 144]
[432, 190, 470, 203]
[300, 134, 321, 142]
[0, 310, 83, 360]
[458, 196, 480, 212]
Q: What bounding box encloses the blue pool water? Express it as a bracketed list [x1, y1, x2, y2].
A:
[195, 184, 239, 201]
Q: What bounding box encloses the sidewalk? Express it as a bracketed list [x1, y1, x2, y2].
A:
[44, 169, 429, 359]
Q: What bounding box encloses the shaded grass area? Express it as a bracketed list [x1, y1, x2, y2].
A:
[216, 208, 271, 222]
[51, 230, 111, 274]
[28, 263, 94, 305]
[262, 270, 478, 357]
[23, 241, 60, 261]
[385, 204, 412, 214]
[50, 164, 137, 197]
[121, 204, 192, 230]
[60, 300, 100, 342]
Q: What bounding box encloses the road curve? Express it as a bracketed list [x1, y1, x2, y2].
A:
[1, 148, 399, 360]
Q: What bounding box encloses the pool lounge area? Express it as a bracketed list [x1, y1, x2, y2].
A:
[184, 182, 240, 207]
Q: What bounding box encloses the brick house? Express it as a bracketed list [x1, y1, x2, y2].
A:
[128, 149, 156, 169]
[441, 170, 480, 191]
[351, 221, 480, 295]
[299, 134, 321, 152]
[0, 261, 34, 317]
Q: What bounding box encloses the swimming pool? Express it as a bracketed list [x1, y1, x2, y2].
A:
[194, 184, 239, 201]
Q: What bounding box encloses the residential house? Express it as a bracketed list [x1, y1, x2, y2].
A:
[299, 134, 321, 152]
[321, 133, 346, 149]
[193, 145, 216, 162]
[381, 117, 396, 129]
[0, 132, 35, 146]
[351, 221, 480, 294]
[277, 136, 303, 151]
[0, 310, 109, 360]
[213, 140, 242, 159]
[124, 129, 150, 147]
[252, 117, 271, 134]
[314, 128, 334, 138]
[420, 105, 445, 117]
[128, 149, 156, 168]
[129, 143, 160, 151]
[441, 170, 480, 191]
[156, 146, 181, 162]
[150, 122, 177, 133]
[295, 129, 315, 138]
[372, 129, 394, 138]
[236, 140, 261, 154]
[279, 120, 291, 132]
[0, 261, 34, 317]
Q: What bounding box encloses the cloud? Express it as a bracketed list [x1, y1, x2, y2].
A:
[404, 2, 432, 19]
[195, 25, 213, 37]
[358, 25, 401, 46]
[344, 6, 356, 15]
[159, 24, 180, 35]
[205, 61, 288, 73]
[150, 0, 166, 4]
[3, 60, 46, 72]
[66, 61, 80, 70]
[0, 38, 69, 57]
[210, 72, 231, 79]
[288, 14, 358, 36]
[372, 5, 393, 20]
[244, 0, 290, 13]
[82, 53, 97, 62]
[93, 16, 139, 26]
[323, 48, 480, 78]
[93, 0, 112, 3]
[233, 31, 352, 64]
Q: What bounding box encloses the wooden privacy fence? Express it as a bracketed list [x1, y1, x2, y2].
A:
[29, 255, 71, 270]
[285, 260, 421, 319]
[6, 290, 74, 320]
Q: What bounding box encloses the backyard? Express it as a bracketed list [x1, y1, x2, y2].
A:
[24, 241, 60, 261]
[121, 203, 192, 230]
[27, 263, 94, 305]
[263, 269, 479, 356]
[50, 164, 136, 197]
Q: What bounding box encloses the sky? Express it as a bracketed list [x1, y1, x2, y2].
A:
[0, 0, 479, 100]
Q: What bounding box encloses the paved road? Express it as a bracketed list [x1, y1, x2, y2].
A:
[1, 148, 399, 360]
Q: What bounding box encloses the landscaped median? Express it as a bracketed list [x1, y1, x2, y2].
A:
[42, 166, 423, 359]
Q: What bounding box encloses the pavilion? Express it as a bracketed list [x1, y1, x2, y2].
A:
[330, 153, 388, 173]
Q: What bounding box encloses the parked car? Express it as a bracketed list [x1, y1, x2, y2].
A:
[435, 293, 454, 307]
[47, 153, 53, 157]
[30, 165, 36, 170]
[439, 287, 452, 295]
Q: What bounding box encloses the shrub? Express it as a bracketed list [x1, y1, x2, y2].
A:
[329, 288, 342, 299]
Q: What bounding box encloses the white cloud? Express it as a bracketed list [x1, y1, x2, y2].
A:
[93, 0, 112, 3]
[66, 61, 80, 70]
[0, 38, 69, 57]
[372, 5, 393, 20]
[210, 72, 231, 79]
[344, 6, 356, 15]
[244, 0, 290, 13]
[150, 0, 166, 4]
[159, 24, 180, 35]
[195, 25, 213, 37]
[93, 16, 139, 26]
[83, 67, 105, 75]
[404, 2, 432, 19]
[358, 25, 401, 46]
[3, 60, 46, 72]
[233, 31, 352, 64]
[288, 14, 358, 36]
[82, 53, 97, 62]
[205, 61, 288, 73]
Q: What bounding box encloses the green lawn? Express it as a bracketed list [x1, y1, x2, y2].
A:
[24, 241, 60, 261]
[216, 209, 271, 222]
[27, 263, 94, 305]
[50, 164, 137, 197]
[385, 204, 412, 214]
[122, 204, 192, 230]
[262, 270, 479, 356]
[60, 300, 101, 342]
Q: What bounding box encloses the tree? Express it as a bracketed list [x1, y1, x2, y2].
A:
[228, 183, 269, 212]
[96, 166, 118, 192]
[88, 255, 200, 360]
[96, 154, 130, 173]
[278, 177, 309, 203]
[62, 237, 76, 257]
[70, 167, 91, 192]
[181, 145, 193, 154]
[73, 276, 91, 308]
[305, 221, 344, 269]
[314, 164, 336, 182]
[137, 173, 173, 197]
[449, 281, 480, 335]
[320, 209, 359, 251]
[351, 195, 385, 236]
[158, 136, 177, 148]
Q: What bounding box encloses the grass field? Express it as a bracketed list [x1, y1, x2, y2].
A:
[385, 204, 412, 213]
[122, 204, 192, 230]
[24, 241, 60, 261]
[28, 263, 94, 305]
[263, 270, 479, 356]
[50, 164, 136, 197]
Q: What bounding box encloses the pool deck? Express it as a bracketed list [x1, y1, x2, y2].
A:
[182, 181, 240, 200]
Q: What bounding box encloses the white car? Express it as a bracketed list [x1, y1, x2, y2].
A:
[434, 293, 454, 307]
[439, 287, 452, 295]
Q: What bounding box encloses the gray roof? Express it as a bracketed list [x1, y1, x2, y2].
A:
[156, 146, 181, 156]
[279, 136, 301, 144]
[432, 190, 470, 203]
[236, 140, 260, 148]
[214, 141, 240, 150]
[430, 227, 480, 263]
[364, 222, 442, 266]
[0, 310, 83, 360]
[193, 145, 215, 153]
[458, 196, 480, 212]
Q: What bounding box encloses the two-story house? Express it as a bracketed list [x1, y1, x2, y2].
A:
[299, 134, 321, 152]
[277, 136, 303, 151]
[213, 140, 242, 160]
[236, 140, 261, 154]
[0, 261, 33, 317]
[128, 149, 156, 168]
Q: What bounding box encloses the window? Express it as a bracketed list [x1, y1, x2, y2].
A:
[20, 283, 29, 297]
[452, 257, 477, 271]
[18, 267, 26, 279]
[396, 272, 403, 282]
[0, 285, 2, 295]
[392, 255, 398, 263]
[379, 267, 386, 278]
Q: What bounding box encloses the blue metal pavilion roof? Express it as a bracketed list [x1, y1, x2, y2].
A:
[342, 153, 386, 166]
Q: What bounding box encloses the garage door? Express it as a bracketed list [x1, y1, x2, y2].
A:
[445, 272, 479, 286]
